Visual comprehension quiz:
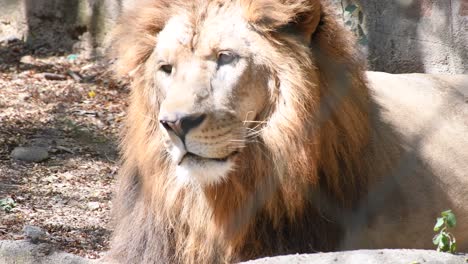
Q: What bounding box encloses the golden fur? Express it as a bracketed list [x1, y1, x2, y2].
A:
[108, 0, 468, 263]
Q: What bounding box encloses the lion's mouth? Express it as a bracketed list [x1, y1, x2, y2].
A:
[178, 151, 238, 165]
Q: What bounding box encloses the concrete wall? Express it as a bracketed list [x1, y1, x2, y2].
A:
[1, 0, 466, 73]
[333, 0, 468, 74]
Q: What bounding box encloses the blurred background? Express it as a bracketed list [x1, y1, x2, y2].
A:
[1, 0, 467, 73]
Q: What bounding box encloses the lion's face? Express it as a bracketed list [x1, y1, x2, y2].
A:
[150, 10, 270, 186]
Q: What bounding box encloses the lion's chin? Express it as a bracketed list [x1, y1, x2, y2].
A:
[175, 153, 235, 187]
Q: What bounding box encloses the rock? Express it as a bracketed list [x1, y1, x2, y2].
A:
[19, 55, 34, 64]
[0, 240, 95, 264]
[0, 36, 20, 44]
[242, 249, 468, 264]
[11, 147, 49, 162]
[23, 225, 46, 244]
[31, 243, 54, 257]
[87, 202, 100, 211]
[1, 239, 466, 264]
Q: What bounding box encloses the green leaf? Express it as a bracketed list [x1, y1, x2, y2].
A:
[433, 234, 442, 245]
[345, 4, 358, 13]
[450, 241, 457, 253]
[438, 244, 449, 252]
[441, 209, 451, 217]
[445, 212, 456, 228]
[439, 234, 450, 252]
[67, 54, 79, 61]
[434, 217, 444, 231]
[0, 197, 16, 213]
[358, 36, 368, 46]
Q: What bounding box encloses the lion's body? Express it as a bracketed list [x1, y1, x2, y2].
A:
[108, 0, 468, 263]
[344, 72, 468, 250]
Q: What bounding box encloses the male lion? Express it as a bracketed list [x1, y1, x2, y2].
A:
[108, 0, 468, 263]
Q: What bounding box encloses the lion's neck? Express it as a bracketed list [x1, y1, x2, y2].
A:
[195, 126, 373, 260]
[168, 74, 375, 263]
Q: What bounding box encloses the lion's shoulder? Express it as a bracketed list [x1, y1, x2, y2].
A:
[367, 70, 468, 196]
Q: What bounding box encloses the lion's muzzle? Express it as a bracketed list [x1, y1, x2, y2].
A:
[160, 113, 206, 141]
[158, 109, 242, 185]
[159, 111, 241, 160]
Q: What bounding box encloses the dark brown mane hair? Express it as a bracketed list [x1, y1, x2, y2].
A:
[109, 0, 375, 263]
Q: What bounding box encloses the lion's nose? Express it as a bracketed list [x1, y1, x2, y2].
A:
[159, 113, 206, 139]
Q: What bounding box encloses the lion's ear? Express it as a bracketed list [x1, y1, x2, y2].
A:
[242, 0, 321, 42]
[110, 2, 171, 77]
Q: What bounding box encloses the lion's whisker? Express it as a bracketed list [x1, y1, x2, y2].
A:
[246, 122, 266, 132]
[242, 120, 267, 124]
[246, 130, 266, 138]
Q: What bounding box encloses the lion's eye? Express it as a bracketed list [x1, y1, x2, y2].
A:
[217, 52, 237, 65]
[160, 64, 173, 74]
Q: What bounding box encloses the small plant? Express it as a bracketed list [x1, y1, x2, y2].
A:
[433, 209, 457, 253]
[0, 197, 17, 213]
[341, 2, 368, 46]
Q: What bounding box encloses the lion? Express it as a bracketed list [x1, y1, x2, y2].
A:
[107, 0, 468, 263]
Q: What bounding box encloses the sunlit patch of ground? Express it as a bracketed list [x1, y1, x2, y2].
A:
[0, 39, 128, 259]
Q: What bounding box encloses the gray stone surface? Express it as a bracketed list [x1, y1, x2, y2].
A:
[0, 240, 95, 264]
[350, 0, 467, 74]
[11, 146, 49, 162]
[23, 225, 47, 244]
[243, 249, 468, 264]
[2, 241, 466, 264]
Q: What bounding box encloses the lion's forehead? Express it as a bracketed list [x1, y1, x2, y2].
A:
[156, 15, 194, 52]
[156, 10, 251, 57]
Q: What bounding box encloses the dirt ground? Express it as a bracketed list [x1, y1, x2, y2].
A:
[0, 39, 128, 259]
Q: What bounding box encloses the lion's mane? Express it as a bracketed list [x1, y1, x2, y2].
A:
[109, 0, 386, 263]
